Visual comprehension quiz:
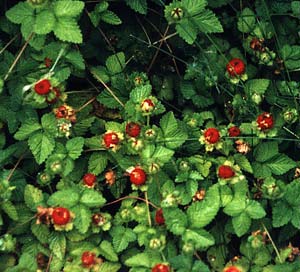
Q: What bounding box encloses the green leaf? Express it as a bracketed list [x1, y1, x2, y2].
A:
[2, 200, 18, 220]
[73, 117, 96, 136]
[31, 223, 50, 244]
[6, 2, 33, 24]
[194, 9, 223, 33]
[99, 262, 122, 272]
[125, 0, 148, 15]
[141, 145, 174, 166]
[245, 200, 266, 219]
[187, 184, 220, 228]
[80, 189, 106, 208]
[237, 8, 256, 33]
[65, 51, 85, 70]
[28, 132, 55, 164]
[280, 45, 300, 70]
[66, 137, 84, 159]
[245, 79, 270, 95]
[73, 204, 92, 234]
[183, 229, 215, 250]
[88, 152, 108, 175]
[111, 226, 136, 253]
[291, 208, 300, 229]
[272, 200, 293, 227]
[130, 84, 152, 103]
[252, 162, 272, 178]
[91, 66, 110, 84]
[101, 11, 122, 25]
[125, 252, 152, 268]
[105, 52, 125, 74]
[14, 119, 41, 140]
[54, 17, 83, 43]
[176, 21, 198, 45]
[254, 142, 279, 162]
[49, 232, 66, 260]
[292, 1, 300, 16]
[41, 113, 57, 136]
[234, 154, 253, 173]
[164, 207, 188, 235]
[24, 184, 44, 211]
[99, 240, 119, 262]
[160, 112, 188, 149]
[53, 0, 84, 17]
[232, 212, 251, 237]
[223, 198, 246, 216]
[182, 0, 207, 14]
[34, 10, 56, 35]
[285, 180, 300, 207]
[267, 154, 296, 175]
[47, 189, 80, 208]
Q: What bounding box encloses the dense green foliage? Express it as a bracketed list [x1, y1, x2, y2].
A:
[1, 0, 300, 271]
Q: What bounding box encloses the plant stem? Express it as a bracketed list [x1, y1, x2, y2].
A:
[145, 191, 152, 227]
[103, 195, 158, 209]
[0, 34, 19, 55]
[262, 222, 283, 264]
[4, 32, 34, 81]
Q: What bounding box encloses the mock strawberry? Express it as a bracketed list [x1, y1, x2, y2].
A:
[83, 173, 97, 187]
[152, 263, 171, 272]
[226, 58, 245, 77]
[228, 126, 241, 137]
[155, 208, 165, 225]
[34, 79, 51, 95]
[141, 98, 155, 113]
[103, 132, 120, 148]
[218, 165, 235, 179]
[51, 207, 71, 225]
[81, 251, 96, 268]
[44, 57, 52, 68]
[257, 112, 274, 130]
[223, 265, 242, 272]
[204, 128, 220, 144]
[129, 167, 146, 185]
[126, 122, 141, 137]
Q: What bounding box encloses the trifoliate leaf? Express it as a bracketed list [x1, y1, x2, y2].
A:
[88, 152, 108, 175]
[254, 142, 279, 162]
[54, 18, 83, 43]
[101, 10, 122, 25]
[163, 207, 188, 235]
[65, 51, 85, 70]
[285, 180, 300, 207]
[194, 9, 223, 33]
[2, 200, 18, 220]
[53, 0, 84, 17]
[267, 154, 296, 175]
[31, 223, 50, 244]
[223, 198, 246, 217]
[41, 113, 57, 136]
[98, 262, 122, 272]
[245, 79, 270, 95]
[183, 229, 215, 250]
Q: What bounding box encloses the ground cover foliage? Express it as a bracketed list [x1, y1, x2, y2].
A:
[1, 0, 300, 271]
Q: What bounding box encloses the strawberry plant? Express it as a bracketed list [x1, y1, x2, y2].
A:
[1, 0, 300, 271]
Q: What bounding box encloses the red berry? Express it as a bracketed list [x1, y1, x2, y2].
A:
[34, 79, 51, 95]
[44, 57, 52, 68]
[52, 207, 71, 225]
[83, 173, 96, 187]
[257, 112, 274, 130]
[228, 126, 241, 137]
[152, 264, 170, 272]
[141, 99, 155, 112]
[81, 251, 96, 267]
[223, 266, 241, 272]
[226, 58, 245, 77]
[155, 208, 165, 225]
[130, 167, 146, 185]
[126, 122, 141, 137]
[204, 128, 220, 144]
[103, 132, 119, 148]
[218, 165, 235, 179]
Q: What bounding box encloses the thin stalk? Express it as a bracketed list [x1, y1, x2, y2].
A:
[0, 34, 19, 55]
[145, 191, 152, 227]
